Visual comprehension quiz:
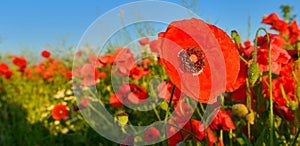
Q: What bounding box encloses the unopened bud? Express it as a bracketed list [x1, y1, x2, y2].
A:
[231, 104, 249, 117]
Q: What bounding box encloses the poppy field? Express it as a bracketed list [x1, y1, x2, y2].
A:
[1, 5, 300, 146]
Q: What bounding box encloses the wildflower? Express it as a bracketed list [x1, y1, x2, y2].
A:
[210, 110, 236, 131]
[12, 56, 27, 72]
[149, 40, 159, 53]
[115, 83, 148, 105]
[139, 37, 150, 46]
[143, 126, 161, 142]
[52, 104, 69, 120]
[167, 119, 216, 146]
[157, 18, 240, 103]
[0, 63, 13, 79]
[41, 50, 51, 58]
[157, 81, 184, 104]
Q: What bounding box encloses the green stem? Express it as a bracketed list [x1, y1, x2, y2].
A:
[253, 28, 272, 145]
[246, 78, 251, 140]
[220, 130, 224, 146]
[229, 129, 233, 146]
[240, 55, 249, 65]
[290, 127, 300, 146]
[195, 104, 203, 119]
[152, 104, 162, 121]
[164, 85, 176, 146]
[266, 32, 273, 146]
[164, 85, 176, 122]
[199, 102, 205, 113]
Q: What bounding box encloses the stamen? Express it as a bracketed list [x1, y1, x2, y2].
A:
[178, 47, 206, 75]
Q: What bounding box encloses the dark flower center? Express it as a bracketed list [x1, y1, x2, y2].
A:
[178, 47, 206, 75]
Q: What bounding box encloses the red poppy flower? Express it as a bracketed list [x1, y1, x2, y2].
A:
[288, 20, 300, 44]
[239, 40, 254, 58]
[79, 64, 106, 86]
[99, 53, 115, 66]
[0, 63, 13, 79]
[263, 62, 297, 108]
[114, 48, 136, 76]
[120, 135, 134, 146]
[262, 13, 289, 35]
[143, 126, 161, 142]
[115, 83, 148, 104]
[65, 71, 72, 79]
[88, 54, 105, 67]
[271, 19, 289, 35]
[75, 51, 82, 58]
[139, 37, 150, 46]
[289, 20, 300, 36]
[149, 40, 159, 53]
[231, 85, 247, 103]
[109, 94, 123, 108]
[256, 45, 290, 74]
[274, 104, 295, 122]
[157, 81, 184, 104]
[52, 104, 69, 120]
[41, 50, 51, 58]
[4, 70, 13, 79]
[210, 110, 236, 131]
[43, 71, 53, 80]
[157, 18, 240, 103]
[254, 34, 291, 74]
[35, 65, 45, 74]
[167, 119, 216, 146]
[261, 13, 280, 25]
[0, 63, 9, 76]
[129, 65, 151, 80]
[12, 56, 27, 72]
[140, 58, 151, 68]
[227, 60, 247, 92]
[88, 52, 117, 68]
[24, 68, 32, 78]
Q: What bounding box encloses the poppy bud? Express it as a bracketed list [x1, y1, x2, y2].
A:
[248, 62, 260, 86]
[159, 100, 168, 111]
[246, 112, 255, 125]
[231, 104, 249, 117]
[117, 113, 129, 125]
[231, 30, 241, 49]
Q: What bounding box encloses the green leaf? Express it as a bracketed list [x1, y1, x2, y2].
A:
[242, 133, 253, 146]
[236, 137, 246, 145]
[254, 127, 267, 146]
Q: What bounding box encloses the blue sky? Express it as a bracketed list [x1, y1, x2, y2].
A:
[1, 0, 300, 55]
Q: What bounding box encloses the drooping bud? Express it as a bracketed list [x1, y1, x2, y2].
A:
[248, 62, 260, 86]
[231, 30, 241, 49]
